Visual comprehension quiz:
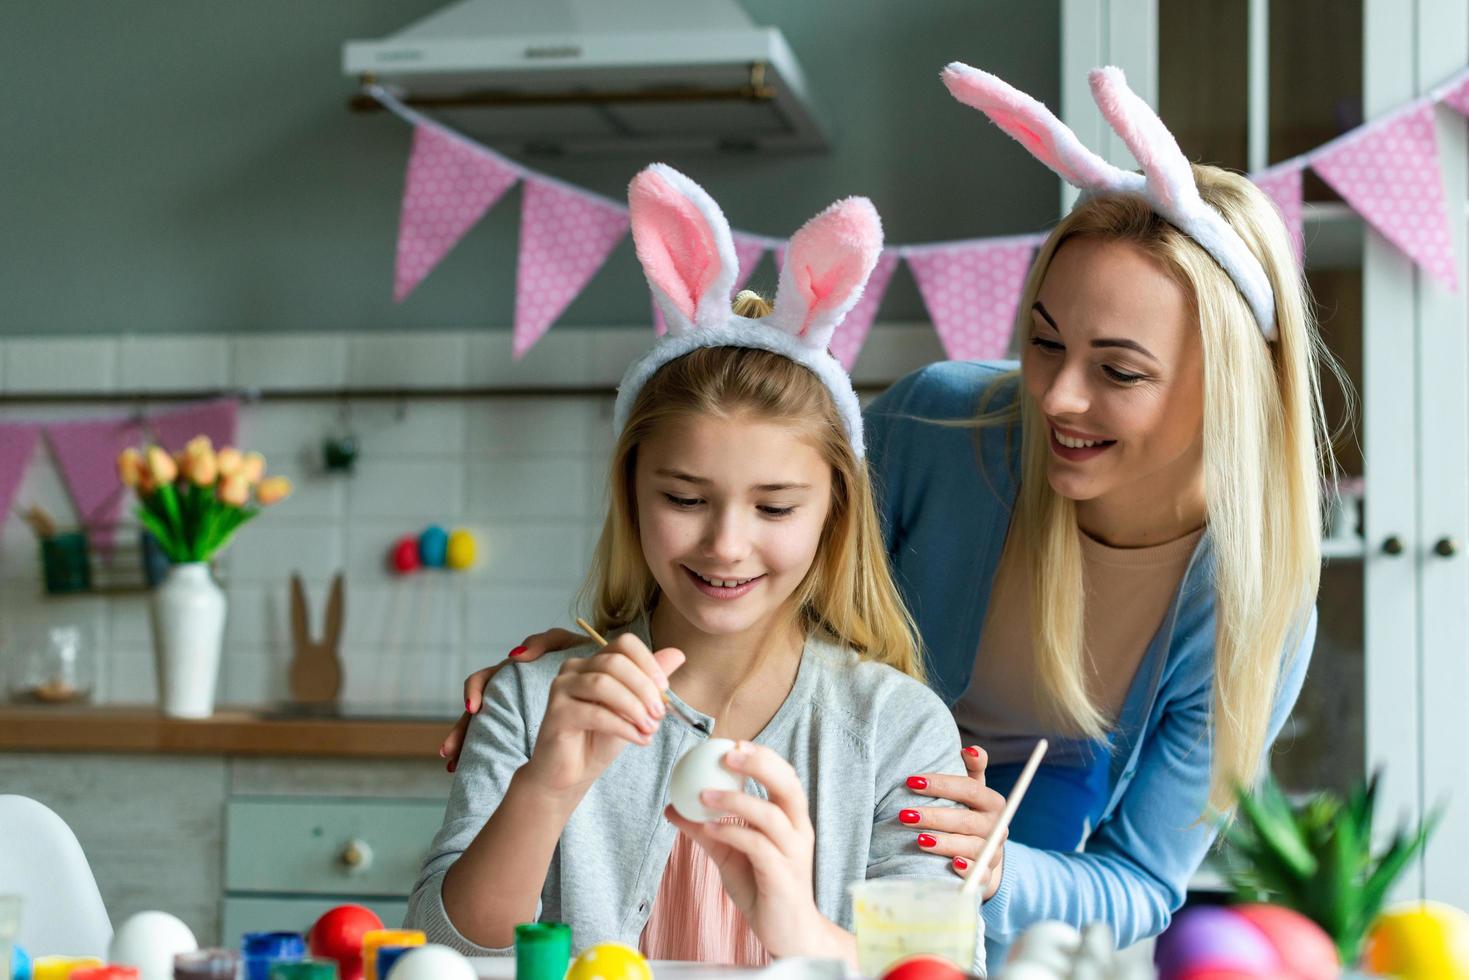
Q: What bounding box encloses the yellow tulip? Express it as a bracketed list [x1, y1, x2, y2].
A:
[117, 448, 145, 488]
[216, 446, 243, 478]
[256, 476, 292, 506]
[218, 473, 250, 507]
[187, 450, 218, 487]
[146, 446, 178, 485]
[240, 451, 266, 484]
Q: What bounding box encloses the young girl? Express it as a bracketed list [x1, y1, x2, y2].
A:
[406, 164, 971, 967]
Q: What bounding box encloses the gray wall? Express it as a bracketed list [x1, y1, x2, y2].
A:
[0, 2, 1059, 336]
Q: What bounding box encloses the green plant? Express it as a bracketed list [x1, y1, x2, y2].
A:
[1221, 770, 1438, 963]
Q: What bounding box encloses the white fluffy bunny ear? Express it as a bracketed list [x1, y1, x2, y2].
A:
[628, 163, 740, 335]
[941, 61, 1141, 196]
[768, 197, 883, 349]
[1089, 66, 1278, 338]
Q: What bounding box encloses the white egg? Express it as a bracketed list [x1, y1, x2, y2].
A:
[107, 911, 198, 980]
[384, 944, 476, 980]
[668, 737, 745, 822]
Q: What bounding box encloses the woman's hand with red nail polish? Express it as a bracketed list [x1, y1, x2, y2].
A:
[902, 744, 1007, 899]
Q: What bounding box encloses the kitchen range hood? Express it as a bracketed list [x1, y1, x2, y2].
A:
[343, 0, 829, 156]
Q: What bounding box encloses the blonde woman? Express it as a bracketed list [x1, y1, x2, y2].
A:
[441, 69, 1331, 960]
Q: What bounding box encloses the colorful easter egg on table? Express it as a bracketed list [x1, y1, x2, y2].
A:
[417, 526, 448, 568]
[382, 946, 473, 980]
[878, 953, 967, 980]
[108, 911, 198, 980]
[1231, 904, 1338, 980]
[1154, 907, 1282, 979]
[1363, 901, 1469, 980]
[668, 737, 745, 822]
[565, 944, 651, 980]
[307, 905, 383, 980]
[391, 537, 420, 574]
[446, 529, 477, 570]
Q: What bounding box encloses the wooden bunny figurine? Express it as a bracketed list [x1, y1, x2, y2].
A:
[289, 571, 344, 705]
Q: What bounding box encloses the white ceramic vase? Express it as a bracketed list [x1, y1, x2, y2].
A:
[150, 562, 227, 719]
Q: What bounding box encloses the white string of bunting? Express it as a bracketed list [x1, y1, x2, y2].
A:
[373, 61, 1469, 364]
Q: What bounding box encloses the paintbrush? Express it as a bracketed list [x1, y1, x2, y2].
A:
[576, 616, 704, 731]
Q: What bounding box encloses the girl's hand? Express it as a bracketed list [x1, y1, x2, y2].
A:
[518, 633, 685, 800]
[438, 627, 588, 770]
[665, 742, 850, 962]
[904, 745, 1009, 898]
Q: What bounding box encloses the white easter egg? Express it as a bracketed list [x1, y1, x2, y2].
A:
[385, 944, 476, 980]
[668, 737, 745, 822]
[107, 911, 198, 980]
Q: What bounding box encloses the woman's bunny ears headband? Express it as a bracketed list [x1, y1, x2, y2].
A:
[943, 63, 1278, 340]
[614, 163, 880, 457]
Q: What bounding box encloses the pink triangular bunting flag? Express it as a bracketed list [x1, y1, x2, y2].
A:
[394, 125, 519, 303]
[149, 399, 239, 454]
[0, 423, 41, 548]
[653, 232, 767, 336]
[1438, 76, 1469, 119]
[829, 250, 900, 369]
[1312, 104, 1459, 289]
[1254, 164, 1305, 262]
[44, 415, 146, 552]
[908, 240, 1037, 361]
[514, 179, 629, 359]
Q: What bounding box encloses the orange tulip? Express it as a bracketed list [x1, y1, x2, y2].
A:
[146, 446, 178, 485]
[240, 451, 266, 484]
[184, 435, 214, 458]
[117, 448, 145, 488]
[216, 447, 243, 478]
[187, 450, 218, 487]
[218, 473, 250, 507]
[256, 476, 292, 506]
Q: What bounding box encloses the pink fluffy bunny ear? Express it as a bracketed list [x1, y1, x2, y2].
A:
[767, 197, 883, 348]
[941, 62, 1140, 195]
[628, 163, 740, 335]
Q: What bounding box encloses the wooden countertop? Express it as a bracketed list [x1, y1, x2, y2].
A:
[0, 705, 456, 759]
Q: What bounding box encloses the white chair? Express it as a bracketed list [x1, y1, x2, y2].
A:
[0, 794, 112, 958]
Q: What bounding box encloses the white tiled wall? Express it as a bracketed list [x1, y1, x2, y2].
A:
[0, 325, 948, 713]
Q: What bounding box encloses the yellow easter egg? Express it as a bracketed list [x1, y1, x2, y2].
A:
[1363, 901, 1469, 980]
[446, 529, 477, 570]
[565, 942, 652, 980]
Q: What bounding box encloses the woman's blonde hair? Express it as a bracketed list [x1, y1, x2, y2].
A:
[1002, 166, 1332, 812]
[582, 291, 925, 682]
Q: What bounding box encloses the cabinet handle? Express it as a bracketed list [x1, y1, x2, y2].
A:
[1381, 535, 1404, 556]
[339, 839, 373, 871]
[1434, 536, 1459, 558]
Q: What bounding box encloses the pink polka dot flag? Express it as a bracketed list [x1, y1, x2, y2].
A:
[1253, 164, 1304, 263]
[907, 239, 1038, 361]
[44, 415, 147, 554]
[1438, 76, 1469, 120]
[513, 178, 630, 359]
[1311, 104, 1458, 290]
[394, 125, 520, 303]
[0, 423, 40, 549]
[828, 249, 900, 369]
[652, 232, 768, 336]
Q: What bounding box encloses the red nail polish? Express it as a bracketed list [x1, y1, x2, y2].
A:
[953, 857, 969, 871]
[899, 809, 921, 825]
[917, 833, 937, 848]
[907, 776, 928, 790]
[447, 761, 457, 773]
[964, 746, 981, 758]
[464, 698, 473, 712]
[509, 645, 528, 658]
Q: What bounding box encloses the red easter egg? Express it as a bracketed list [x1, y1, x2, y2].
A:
[1232, 904, 1339, 980]
[878, 954, 968, 980]
[1173, 968, 1275, 980]
[308, 904, 384, 980]
[391, 537, 421, 574]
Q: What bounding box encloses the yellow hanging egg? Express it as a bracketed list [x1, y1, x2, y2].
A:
[446, 528, 478, 570]
[565, 943, 652, 980]
[1363, 901, 1469, 980]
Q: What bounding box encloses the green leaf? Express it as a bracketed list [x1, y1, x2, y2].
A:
[136, 508, 185, 563]
[1235, 780, 1318, 880]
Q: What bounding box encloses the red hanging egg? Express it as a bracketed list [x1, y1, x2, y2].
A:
[391, 537, 421, 574]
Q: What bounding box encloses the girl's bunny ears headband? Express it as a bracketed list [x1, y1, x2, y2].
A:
[614, 163, 881, 457]
[943, 63, 1278, 340]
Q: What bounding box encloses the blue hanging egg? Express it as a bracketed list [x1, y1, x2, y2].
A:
[418, 525, 449, 568]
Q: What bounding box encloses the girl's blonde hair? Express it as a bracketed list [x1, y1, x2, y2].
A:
[1003, 165, 1331, 812]
[582, 291, 925, 682]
